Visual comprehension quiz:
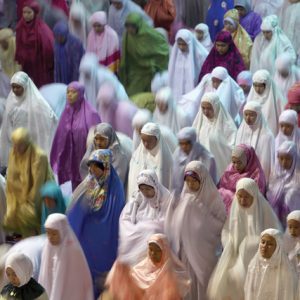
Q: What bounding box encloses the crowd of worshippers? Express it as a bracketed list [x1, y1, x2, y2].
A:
[0, 0, 300, 299]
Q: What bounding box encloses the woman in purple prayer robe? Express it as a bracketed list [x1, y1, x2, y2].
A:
[50, 81, 101, 191]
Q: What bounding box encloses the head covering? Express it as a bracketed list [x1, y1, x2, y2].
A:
[199, 30, 246, 81]
[0, 71, 58, 168]
[244, 228, 298, 300]
[192, 92, 237, 179]
[237, 70, 252, 88]
[53, 20, 85, 85]
[132, 109, 152, 149]
[194, 23, 213, 52]
[287, 82, 300, 127]
[39, 214, 94, 300]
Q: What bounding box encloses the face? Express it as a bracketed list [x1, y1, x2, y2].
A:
[244, 110, 257, 125]
[279, 69, 290, 78]
[94, 134, 109, 149]
[71, 17, 82, 29]
[139, 184, 156, 198]
[44, 196, 56, 209]
[141, 133, 158, 151]
[235, 5, 246, 17]
[6, 267, 20, 287]
[185, 175, 201, 192]
[179, 139, 193, 155]
[262, 30, 273, 41]
[84, 71, 91, 81]
[239, 84, 251, 95]
[211, 77, 222, 90]
[232, 155, 246, 173]
[289, 103, 300, 113]
[89, 162, 104, 178]
[260, 234, 277, 259]
[0, 40, 9, 51]
[157, 101, 168, 114]
[67, 87, 78, 105]
[11, 83, 24, 97]
[125, 23, 138, 35]
[224, 20, 235, 33]
[177, 38, 188, 53]
[55, 35, 66, 45]
[278, 153, 293, 170]
[288, 219, 300, 237]
[236, 188, 254, 208]
[253, 82, 266, 95]
[111, 1, 123, 9]
[195, 29, 204, 42]
[93, 22, 105, 34]
[23, 6, 35, 22]
[280, 122, 294, 136]
[13, 141, 28, 155]
[46, 228, 61, 246]
[215, 41, 229, 55]
[148, 242, 163, 265]
[201, 101, 214, 119]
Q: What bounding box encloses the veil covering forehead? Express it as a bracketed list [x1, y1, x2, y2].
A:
[194, 23, 213, 52]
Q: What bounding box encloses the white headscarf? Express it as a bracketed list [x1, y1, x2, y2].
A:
[250, 15, 296, 75]
[252, 0, 283, 17]
[118, 169, 171, 265]
[153, 86, 191, 134]
[244, 228, 298, 300]
[247, 69, 286, 135]
[0, 71, 58, 167]
[39, 213, 94, 300]
[194, 23, 213, 52]
[208, 178, 281, 300]
[168, 29, 208, 103]
[192, 92, 237, 179]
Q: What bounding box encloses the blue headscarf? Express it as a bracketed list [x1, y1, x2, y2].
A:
[53, 21, 85, 84]
[40, 181, 67, 232]
[67, 149, 125, 298]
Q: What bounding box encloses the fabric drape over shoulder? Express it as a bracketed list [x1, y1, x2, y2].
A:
[286, 82, 300, 127]
[194, 23, 213, 52]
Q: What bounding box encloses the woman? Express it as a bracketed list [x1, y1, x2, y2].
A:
[67, 149, 125, 298]
[236, 101, 274, 182]
[87, 11, 120, 73]
[105, 234, 190, 300]
[166, 161, 226, 300]
[252, 0, 284, 17]
[267, 141, 300, 227]
[0, 28, 20, 79]
[50, 81, 101, 191]
[194, 23, 213, 52]
[250, 15, 296, 75]
[74, 0, 110, 15]
[80, 123, 131, 184]
[118, 170, 171, 265]
[192, 92, 237, 180]
[168, 29, 208, 103]
[207, 178, 281, 300]
[53, 20, 85, 85]
[247, 69, 286, 136]
[0, 71, 58, 169]
[39, 213, 94, 300]
[287, 82, 300, 127]
[0, 175, 6, 244]
[244, 228, 298, 300]
[218, 144, 266, 214]
[237, 70, 253, 98]
[3, 128, 54, 237]
[15, 0, 54, 88]
[127, 122, 173, 198]
[199, 30, 246, 81]
[120, 13, 169, 97]
[223, 8, 253, 69]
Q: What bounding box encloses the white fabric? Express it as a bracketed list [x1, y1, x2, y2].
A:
[194, 23, 213, 52]
[236, 101, 275, 182]
[165, 161, 226, 300]
[251, 0, 283, 18]
[0, 71, 58, 168]
[118, 169, 171, 265]
[0, 174, 6, 244]
[244, 228, 298, 300]
[72, 0, 110, 15]
[127, 122, 173, 199]
[250, 15, 296, 75]
[151, 71, 169, 94]
[39, 213, 93, 300]
[153, 86, 191, 134]
[192, 92, 237, 180]
[247, 69, 286, 135]
[207, 178, 281, 300]
[168, 29, 208, 103]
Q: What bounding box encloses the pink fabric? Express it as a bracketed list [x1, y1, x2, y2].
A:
[286, 81, 300, 127]
[51, 0, 69, 16]
[218, 144, 266, 214]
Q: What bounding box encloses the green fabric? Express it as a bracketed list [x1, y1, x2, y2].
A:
[131, 92, 156, 112]
[120, 13, 169, 97]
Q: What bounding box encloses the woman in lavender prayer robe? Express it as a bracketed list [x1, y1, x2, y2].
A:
[50, 81, 101, 191]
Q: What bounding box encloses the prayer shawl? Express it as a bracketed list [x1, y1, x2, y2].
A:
[50, 81, 101, 190]
[287, 82, 300, 127]
[120, 13, 169, 97]
[73, 0, 110, 15]
[192, 92, 237, 180]
[218, 144, 266, 214]
[168, 29, 208, 103]
[199, 30, 246, 81]
[194, 23, 213, 52]
[208, 178, 281, 300]
[87, 11, 120, 73]
[53, 21, 85, 85]
[252, 0, 284, 17]
[165, 161, 226, 300]
[15, 0, 54, 88]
